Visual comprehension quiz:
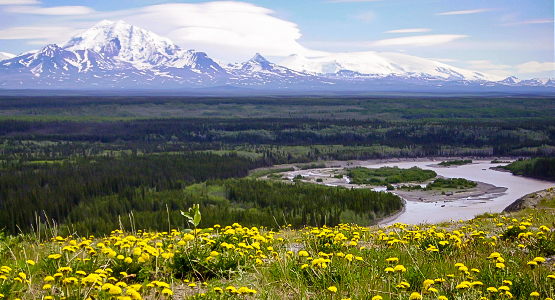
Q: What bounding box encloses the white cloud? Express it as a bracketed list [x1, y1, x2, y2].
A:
[112, 2, 328, 62]
[436, 9, 492, 16]
[517, 61, 555, 74]
[385, 28, 431, 34]
[0, 26, 83, 45]
[372, 34, 467, 47]
[500, 18, 554, 26]
[484, 69, 515, 78]
[5, 5, 95, 15]
[0, 0, 38, 4]
[466, 60, 512, 70]
[354, 11, 375, 23]
[0, 2, 328, 62]
[463, 60, 555, 78]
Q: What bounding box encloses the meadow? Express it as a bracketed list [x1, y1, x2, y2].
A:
[1, 189, 554, 300]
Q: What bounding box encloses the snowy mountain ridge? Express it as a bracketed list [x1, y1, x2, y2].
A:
[0, 20, 552, 91]
[0, 52, 15, 61]
[280, 52, 502, 82]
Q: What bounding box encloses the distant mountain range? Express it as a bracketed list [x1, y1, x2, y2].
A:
[0, 20, 553, 92]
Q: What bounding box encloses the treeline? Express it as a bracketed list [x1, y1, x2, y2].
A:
[398, 178, 477, 191]
[1, 118, 555, 161]
[438, 160, 472, 166]
[502, 157, 555, 181]
[0, 96, 554, 121]
[0, 153, 267, 235]
[348, 166, 437, 185]
[60, 179, 402, 236]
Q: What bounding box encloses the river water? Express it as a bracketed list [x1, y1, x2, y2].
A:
[360, 160, 555, 225]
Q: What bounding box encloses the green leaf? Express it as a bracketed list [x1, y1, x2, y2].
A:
[191, 204, 201, 227]
[181, 205, 201, 227]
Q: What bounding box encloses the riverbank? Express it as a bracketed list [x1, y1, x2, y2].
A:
[263, 157, 555, 225]
[504, 187, 555, 212]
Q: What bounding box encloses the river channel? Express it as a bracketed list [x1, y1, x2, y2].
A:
[279, 160, 555, 225]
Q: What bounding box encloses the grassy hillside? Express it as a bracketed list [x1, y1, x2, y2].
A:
[1, 189, 554, 300]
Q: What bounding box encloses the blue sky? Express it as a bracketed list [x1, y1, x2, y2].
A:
[0, 0, 553, 78]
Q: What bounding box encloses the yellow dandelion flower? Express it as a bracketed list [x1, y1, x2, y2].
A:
[409, 292, 422, 300]
[327, 286, 337, 293]
[533, 257, 546, 263]
[394, 265, 406, 272]
[161, 288, 173, 296]
[488, 252, 501, 259]
[108, 286, 123, 295]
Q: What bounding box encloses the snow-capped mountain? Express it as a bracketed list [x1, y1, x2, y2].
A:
[280, 52, 502, 82]
[0, 19, 552, 91]
[63, 20, 179, 69]
[222, 53, 321, 87]
[0, 52, 15, 61]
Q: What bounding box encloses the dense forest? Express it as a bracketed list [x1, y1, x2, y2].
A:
[62, 179, 402, 236]
[0, 151, 402, 236]
[1, 95, 554, 236]
[1, 117, 554, 161]
[502, 157, 555, 181]
[0, 153, 267, 235]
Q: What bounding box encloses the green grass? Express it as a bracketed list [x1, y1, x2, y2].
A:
[348, 166, 437, 185]
[1, 190, 555, 300]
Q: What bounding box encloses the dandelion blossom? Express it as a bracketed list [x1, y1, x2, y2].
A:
[409, 292, 422, 300]
[162, 288, 173, 296]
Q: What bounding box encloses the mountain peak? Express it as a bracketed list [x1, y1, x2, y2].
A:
[501, 76, 521, 84]
[250, 53, 269, 64]
[37, 44, 62, 57]
[63, 19, 179, 67]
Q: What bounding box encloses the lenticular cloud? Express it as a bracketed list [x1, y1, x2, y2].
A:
[119, 2, 327, 62]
